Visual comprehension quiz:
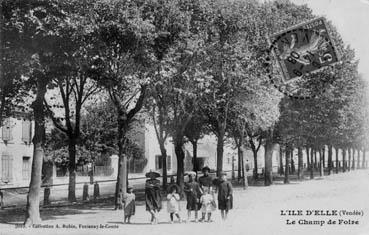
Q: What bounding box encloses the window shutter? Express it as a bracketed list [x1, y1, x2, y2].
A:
[9, 155, 13, 180]
[22, 120, 32, 143]
[167, 155, 171, 171]
[22, 156, 31, 179]
[155, 155, 163, 170]
[1, 154, 13, 181]
[2, 119, 12, 141]
[155, 155, 159, 170]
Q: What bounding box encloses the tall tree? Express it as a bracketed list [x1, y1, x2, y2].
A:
[3, 0, 77, 225]
[89, 0, 190, 203]
[43, 4, 100, 200]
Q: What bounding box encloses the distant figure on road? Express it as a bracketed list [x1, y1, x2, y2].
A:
[123, 186, 135, 224]
[216, 172, 233, 221]
[184, 171, 202, 222]
[145, 171, 162, 225]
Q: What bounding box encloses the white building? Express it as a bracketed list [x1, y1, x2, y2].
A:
[0, 115, 34, 187]
[142, 122, 237, 176]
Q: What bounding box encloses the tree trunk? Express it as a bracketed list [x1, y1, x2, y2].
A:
[174, 141, 185, 190]
[216, 131, 225, 176]
[363, 148, 366, 169]
[67, 137, 77, 202]
[237, 145, 242, 181]
[310, 148, 314, 179]
[351, 149, 356, 170]
[328, 145, 333, 175]
[284, 147, 290, 184]
[24, 79, 47, 226]
[342, 149, 347, 172]
[348, 148, 352, 172]
[322, 146, 326, 168]
[240, 148, 247, 189]
[297, 147, 303, 180]
[319, 151, 324, 177]
[306, 147, 310, 170]
[357, 149, 360, 169]
[264, 138, 273, 186]
[279, 146, 284, 175]
[335, 147, 339, 174]
[290, 152, 295, 174]
[159, 143, 168, 190]
[314, 149, 318, 170]
[252, 149, 258, 180]
[192, 140, 198, 173]
[114, 115, 128, 209]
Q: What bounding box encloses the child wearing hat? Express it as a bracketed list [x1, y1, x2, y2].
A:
[123, 186, 136, 224]
[145, 171, 162, 224]
[184, 171, 202, 222]
[167, 185, 182, 223]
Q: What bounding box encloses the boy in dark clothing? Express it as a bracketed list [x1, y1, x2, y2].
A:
[184, 171, 202, 222]
[217, 172, 233, 220]
[198, 166, 213, 189]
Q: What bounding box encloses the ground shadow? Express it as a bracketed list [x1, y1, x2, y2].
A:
[107, 221, 152, 225]
[0, 203, 110, 225]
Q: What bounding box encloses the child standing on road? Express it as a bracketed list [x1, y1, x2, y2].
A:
[217, 172, 233, 221]
[200, 187, 216, 222]
[123, 186, 136, 224]
[167, 185, 181, 223]
[184, 171, 202, 222]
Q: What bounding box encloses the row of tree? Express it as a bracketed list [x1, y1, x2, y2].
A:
[0, 0, 367, 225]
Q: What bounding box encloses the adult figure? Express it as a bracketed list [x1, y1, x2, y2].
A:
[198, 166, 213, 190]
[145, 171, 162, 224]
[184, 171, 202, 222]
[216, 172, 233, 220]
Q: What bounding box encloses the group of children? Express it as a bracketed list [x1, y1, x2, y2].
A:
[119, 167, 233, 224]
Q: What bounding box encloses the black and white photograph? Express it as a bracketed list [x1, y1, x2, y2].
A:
[0, 0, 368, 234]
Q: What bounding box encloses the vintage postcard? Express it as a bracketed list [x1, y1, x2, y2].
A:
[0, 0, 368, 235]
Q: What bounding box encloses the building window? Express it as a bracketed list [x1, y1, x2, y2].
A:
[155, 155, 163, 170]
[156, 155, 172, 171]
[22, 119, 32, 144]
[1, 118, 13, 142]
[22, 156, 31, 180]
[1, 153, 13, 182]
[167, 155, 171, 171]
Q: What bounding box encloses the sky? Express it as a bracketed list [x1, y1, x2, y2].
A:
[291, 0, 369, 81]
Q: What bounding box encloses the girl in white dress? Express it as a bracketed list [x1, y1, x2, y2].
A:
[167, 185, 181, 223]
[200, 187, 216, 222]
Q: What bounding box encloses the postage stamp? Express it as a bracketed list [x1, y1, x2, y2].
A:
[266, 17, 341, 99]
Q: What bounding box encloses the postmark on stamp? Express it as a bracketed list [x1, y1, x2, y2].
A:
[266, 17, 341, 99]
